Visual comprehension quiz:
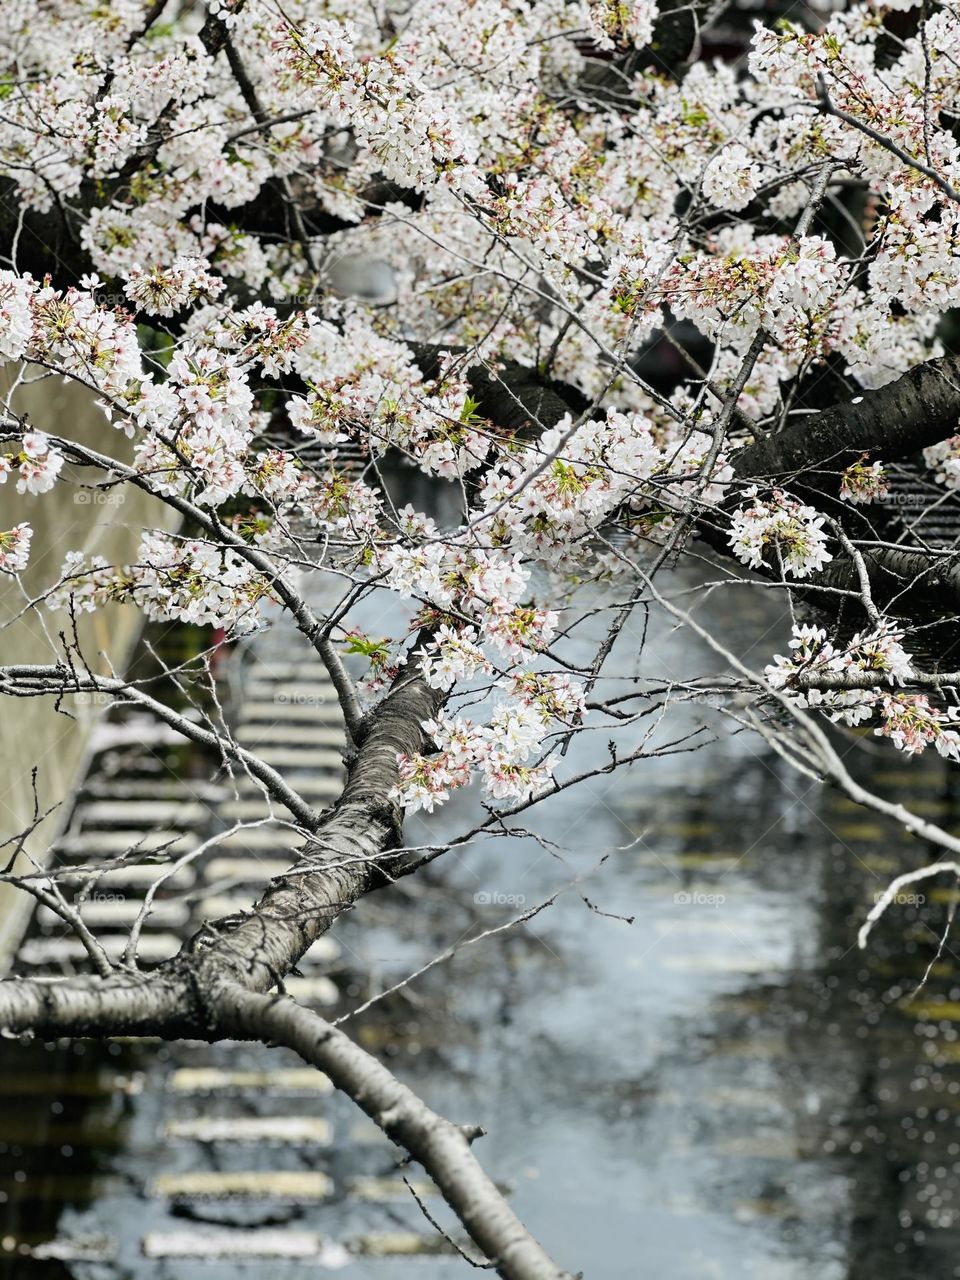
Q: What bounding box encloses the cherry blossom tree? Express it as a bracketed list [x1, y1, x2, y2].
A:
[4, 0, 960, 1273]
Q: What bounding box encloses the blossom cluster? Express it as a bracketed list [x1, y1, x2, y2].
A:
[473, 405, 732, 570]
[701, 144, 762, 213]
[0, 272, 33, 361]
[875, 695, 960, 763]
[0, 523, 32, 574]
[0, 272, 145, 418]
[728, 489, 832, 580]
[765, 623, 960, 762]
[123, 258, 224, 318]
[380, 541, 557, 664]
[130, 534, 273, 631]
[923, 438, 960, 491]
[8, 0, 960, 814]
[765, 622, 912, 724]
[2, 0, 959, 423]
[1, 433, 64, 496]
[415, 625, 492, 692]
[287, 315, 490, 480]
[390, 672, 585, 811]
[839, 456, 889, 506]
[47, 535, 273, 634]
[588, 1, 658, 52]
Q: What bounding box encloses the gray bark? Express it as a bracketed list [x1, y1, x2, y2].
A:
[733, 354, 960, 482]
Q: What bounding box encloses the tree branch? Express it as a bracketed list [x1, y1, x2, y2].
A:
[733, 354, 960, 483]
[0, 666, 322, 831]
[216, 984, 575, 1280]
[816, 75, 960, 205]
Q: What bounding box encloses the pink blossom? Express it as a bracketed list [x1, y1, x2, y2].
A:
[0, 522, 32, 573]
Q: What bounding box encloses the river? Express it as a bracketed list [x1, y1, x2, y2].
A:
[1, 562, 959, 1278]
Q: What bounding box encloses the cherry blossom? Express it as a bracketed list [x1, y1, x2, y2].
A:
[390, 678, 576, 810]
[6, 0, 960, 821]
[0, 271, 33, 361]
[701, 144, 761, 213]
[760, 621, 960, 758]
[415, 626, 493, 692]
[728, 489, 832, 579]
[14, 432, 64, 496]
[923, 438, 960, 491]
[588, 1, 658, 51]
[876, 695, 960, 763]
[130, 533, 273, 632]
[839, 456, 889, 505]
[124, 258, 225, 318]
[12, 11, 960, 1266]
[0, 523, 32, 574]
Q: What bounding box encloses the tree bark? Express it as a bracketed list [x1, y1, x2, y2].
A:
[218, 984, 577, 1280]
[733, 354, 960, 483]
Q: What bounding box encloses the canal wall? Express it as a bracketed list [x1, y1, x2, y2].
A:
[0, 373, 174, 965]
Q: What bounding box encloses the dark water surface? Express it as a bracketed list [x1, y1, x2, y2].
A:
[3, 574, 960, 1278]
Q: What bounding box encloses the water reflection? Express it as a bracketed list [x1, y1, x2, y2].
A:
[336, 573, 960, 1279]
[3, 567, 960, 1277]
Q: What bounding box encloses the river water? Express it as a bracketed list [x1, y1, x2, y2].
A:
[2, 566, 960, 1278]
[331, 567, 960, 1279]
